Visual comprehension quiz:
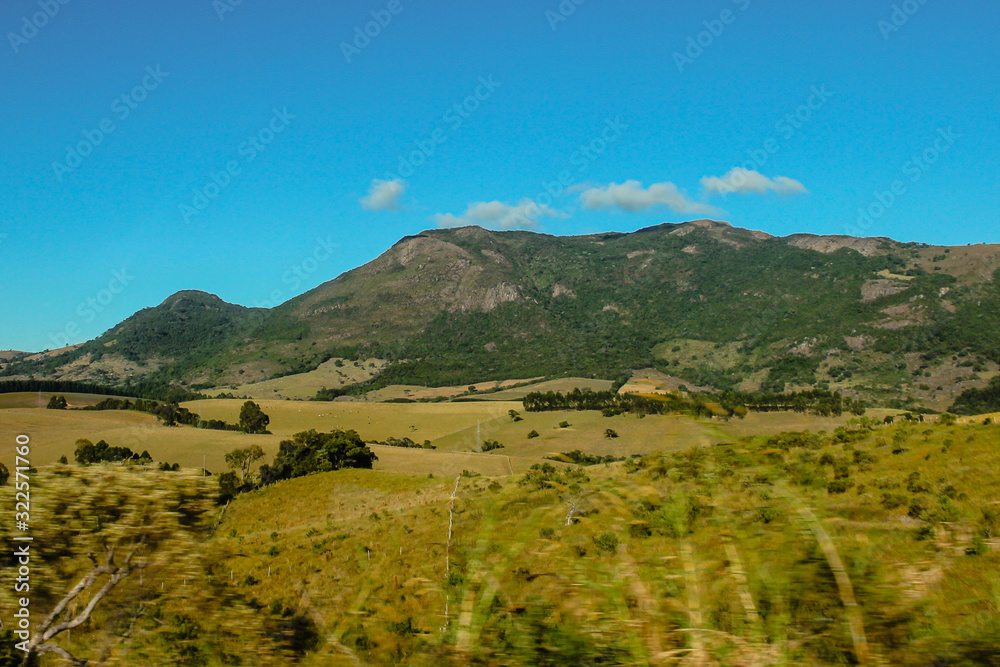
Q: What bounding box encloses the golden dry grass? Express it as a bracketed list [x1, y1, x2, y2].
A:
[210, 358, 388, 399]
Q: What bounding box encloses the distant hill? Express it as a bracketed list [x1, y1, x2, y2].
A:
[4, 221, 999, 409]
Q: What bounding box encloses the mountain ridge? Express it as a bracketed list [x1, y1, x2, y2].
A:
[4, 220, 999, 410]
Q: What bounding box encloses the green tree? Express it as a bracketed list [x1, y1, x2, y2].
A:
[239, 400, 271, 434]
[217, 471, 241, 503]
[224, 445, 266, 483]
[74, 438, 97, 465]
[508, 409, 523, 422]
[258, 429, 377, 484]
[46, 395, 68, 410]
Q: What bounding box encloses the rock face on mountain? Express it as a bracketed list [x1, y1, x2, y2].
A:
[4, 221, 999, 407]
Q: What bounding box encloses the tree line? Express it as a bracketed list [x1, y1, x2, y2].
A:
[522, 387, 866, 418]
[0, 378, 203, 403]
[49, 396, 272, 433]
[949, 376, 1000, 415]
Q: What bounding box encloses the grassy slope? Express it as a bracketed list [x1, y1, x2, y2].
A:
[212, 419, 1000, 666]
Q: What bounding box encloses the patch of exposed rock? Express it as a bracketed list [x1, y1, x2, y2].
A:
[450, 281, 521, 313]
[860, 279, 911, 302]
[786, 234, 894, 257]
[552, 283, 576, 298]
[844, 335, 873, 351]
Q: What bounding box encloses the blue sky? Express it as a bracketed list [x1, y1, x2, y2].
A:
[1, 0, 997, 352]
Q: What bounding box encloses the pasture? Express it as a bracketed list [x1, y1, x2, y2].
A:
[4, 392, 864, 480]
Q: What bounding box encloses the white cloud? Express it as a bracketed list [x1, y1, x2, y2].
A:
[701, 168, 807, 196]
[361, 178, 406, 211]
[579, 180, 721, 216]
[432, 198, 565, 230]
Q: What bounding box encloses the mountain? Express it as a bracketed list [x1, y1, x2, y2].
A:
[4, 221, 1000, 409]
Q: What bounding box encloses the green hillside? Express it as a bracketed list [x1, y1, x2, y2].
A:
[4, 222, 999, 409]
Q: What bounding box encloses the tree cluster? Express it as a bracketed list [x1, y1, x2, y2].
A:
[950, 376, 1000, 415]
[257, 429, 378, 486]
[45, 395, 68, 410]
[74, 438, 151, 466]
[377, 436, 435, 449]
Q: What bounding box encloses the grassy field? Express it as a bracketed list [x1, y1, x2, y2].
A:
[199, 417, 1000, 665]
[0, 391, 129, 409]
[5, 393, 1000, 664]
[5, 395, 862, 475]
[211, 358, 388, 400]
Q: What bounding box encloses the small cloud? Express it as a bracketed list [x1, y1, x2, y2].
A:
[701, 168, 807, 196]
[432, 198, 565, 230]
[579, 180, 721, 216]
[361, 179, 406, 211]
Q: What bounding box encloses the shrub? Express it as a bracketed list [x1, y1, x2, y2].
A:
[907, 500, 928, 519]
[753, 507, 781, 524]
[827, 480, 851, 495]
[628, 523, 652, 538]
[592, 532, 619, 554]
[527, 430, 540, 439]
[881, 493, 908, 510]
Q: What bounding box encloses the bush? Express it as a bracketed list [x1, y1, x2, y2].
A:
[592, 532, 619, 554]
[753, 507, 781, 524]
[527, 430, 540, 439]
[827, 480, 852, 495]
[558, 421, 570, 429]
[881, 493, 909, 510]
[628, 523, 652, 538]
[907, 500, 928, 519]
[604, 428, 619, 439]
